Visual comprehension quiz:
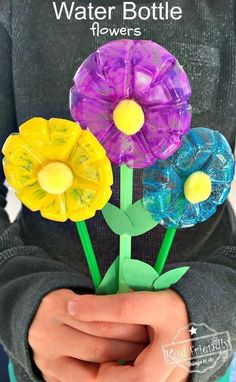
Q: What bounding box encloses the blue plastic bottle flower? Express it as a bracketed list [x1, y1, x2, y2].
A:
[143, 128, 235, 228]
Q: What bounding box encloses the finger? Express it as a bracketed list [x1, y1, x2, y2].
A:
[43, 376, 60, 382]
[98, 335, 174, 382]
[64, 317, 149, 343]
[167, 367, 189, 382]
[59, 325, 145, 363]
[134, 336, 173, 382]
[98, 362, 134, 382]
[67, 292, 167, 325]
[50, 357, 97, 382]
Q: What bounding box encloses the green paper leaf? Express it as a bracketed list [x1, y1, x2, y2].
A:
[153, 267, 190, 291]
[126, 199, 158, 237]
[123, 259, 158, 291]
[96, 257, 119, 295]
[102, 203, 133, 235]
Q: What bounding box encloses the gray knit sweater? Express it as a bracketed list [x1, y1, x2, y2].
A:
[0, 1, 235, 381]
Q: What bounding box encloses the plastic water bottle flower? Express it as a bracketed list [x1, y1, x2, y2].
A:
[2, 118, 113, 222]
[70, 40, 192, 169]
[143, 128, 235, 228]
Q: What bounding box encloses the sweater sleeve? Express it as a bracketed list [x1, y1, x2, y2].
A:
[170, 241, 236, 382]
[0, 16, 93, 382]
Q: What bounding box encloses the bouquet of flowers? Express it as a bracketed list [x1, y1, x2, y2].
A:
[2, 40, 235, 298]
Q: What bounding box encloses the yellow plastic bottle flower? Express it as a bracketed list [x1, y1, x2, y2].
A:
[2, 118, 113, 222]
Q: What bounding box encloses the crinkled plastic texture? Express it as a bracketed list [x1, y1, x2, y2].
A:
[70, 40, 192, 169]
[2, 118, 113, 222]
[143, 128, 235, 228]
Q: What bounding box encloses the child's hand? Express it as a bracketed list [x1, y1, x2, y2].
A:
[28, 289, 148, 382]
[69, 290, 191, 382]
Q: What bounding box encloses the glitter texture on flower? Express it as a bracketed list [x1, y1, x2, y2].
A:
[143, 128, 235, 228]
[2, 118, 113, 222]
[70, 40, 192, 169]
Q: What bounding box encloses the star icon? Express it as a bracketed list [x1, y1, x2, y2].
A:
[189, 326, 197, 336]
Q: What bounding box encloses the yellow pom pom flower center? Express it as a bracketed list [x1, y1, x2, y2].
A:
[113, 99, 145, 136]
[38, 162, 74, 195]
[184, 171, 212, 204]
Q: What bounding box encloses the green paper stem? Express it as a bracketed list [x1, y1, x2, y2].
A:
[76, 221, 101, 289]
[118, 165, 133, 293]
[154, 228, 177, 275]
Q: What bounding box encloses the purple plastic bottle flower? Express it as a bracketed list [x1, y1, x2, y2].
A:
[70, 40, 192, 168]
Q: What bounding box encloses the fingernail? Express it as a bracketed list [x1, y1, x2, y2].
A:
[67, 301, 77, 316]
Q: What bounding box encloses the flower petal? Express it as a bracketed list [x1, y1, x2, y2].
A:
[19, 117, 49, 148]
[91, 187, 112, 211]
[124, 132, 156, 168]
[211, 182, 232, 205]
[195, 198, 217, 222]
[143, 125, 181, 160]
[132, 40, 191, 104]
[3, 159, 37, 190]
[70, 89, 114, 141]
[73, 54, 115, 100]
[75, 158, 113, 188]
[17, 182, 49, 212]
[100, 124, 155, 168]
[72, 40, 134, 102]
[2, 134, 45, 166]
[138, 103, 191, 160]
[100, 124, 130, 166]
[168, 128, 214, 177]
[176, 203, 201, 228]
[2, 134, 45, 191]
[40, 194, 68, 222]
[202, 149, 235, 183]
[65, 178, 97, 222]
[164, 197, 217, 229]
[143, 162, 183, 218]
[160, 196, 189, 228]
[158, 61, 192, 103]
[69, 207, 95, 222]
[69, 130, 107, 169]
[20, 118, 81, 161]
